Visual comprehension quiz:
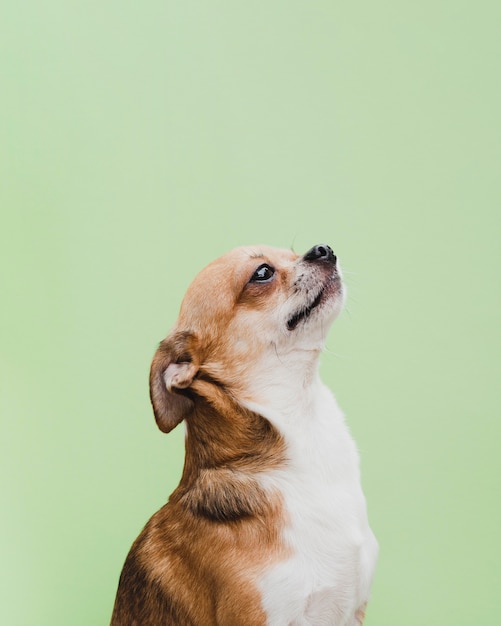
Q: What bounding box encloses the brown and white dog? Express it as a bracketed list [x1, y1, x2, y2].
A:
[111, 244, 378, 626]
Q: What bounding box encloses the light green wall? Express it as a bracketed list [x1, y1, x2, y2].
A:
[2, 2, 500, 624]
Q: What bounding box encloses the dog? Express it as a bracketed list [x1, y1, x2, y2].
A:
[111, 244, 378, 625]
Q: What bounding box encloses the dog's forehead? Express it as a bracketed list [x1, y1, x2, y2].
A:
[192, 245, 297, 289]
[219, 244, 298, 267]
[230, 245, 298, 272]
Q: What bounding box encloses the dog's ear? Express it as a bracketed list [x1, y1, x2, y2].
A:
[149, 331, 199, 433]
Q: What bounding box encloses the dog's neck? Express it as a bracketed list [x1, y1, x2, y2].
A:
[239, 344, 325, 417]
[174, 379, 287, 521]
[184, 383, 284, 469]
[180, 343, 325, 467]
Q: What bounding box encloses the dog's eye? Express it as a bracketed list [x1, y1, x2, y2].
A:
[249, 263, 275, 283]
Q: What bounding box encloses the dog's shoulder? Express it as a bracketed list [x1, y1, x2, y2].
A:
[110, 516, 193, 625]
[111, 495, 282, 626]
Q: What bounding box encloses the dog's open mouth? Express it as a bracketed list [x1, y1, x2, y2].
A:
[287, 288, 325, 331]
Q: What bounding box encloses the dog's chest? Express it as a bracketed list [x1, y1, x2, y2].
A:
[255, 389, 377, 625]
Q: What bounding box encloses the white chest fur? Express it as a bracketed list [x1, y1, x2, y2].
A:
[248, 380, 378, 626]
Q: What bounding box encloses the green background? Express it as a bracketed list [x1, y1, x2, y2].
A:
[2, 1, 500, 624]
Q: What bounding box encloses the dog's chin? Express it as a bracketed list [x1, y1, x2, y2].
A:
[286, 276, 344, 333]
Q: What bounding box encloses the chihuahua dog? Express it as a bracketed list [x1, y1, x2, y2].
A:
[111, 244, 378, 626]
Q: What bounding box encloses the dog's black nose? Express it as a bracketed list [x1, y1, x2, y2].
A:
[303, 244, 337, 265]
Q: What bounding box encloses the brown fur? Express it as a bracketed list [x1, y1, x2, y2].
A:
[111, 298, 290, 625]
[111, 246, 325, 625]
[111, 388, 287, 625]
[355, 603, 368, 625]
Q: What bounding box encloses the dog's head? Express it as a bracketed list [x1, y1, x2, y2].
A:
[150, 244, 345, 433]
